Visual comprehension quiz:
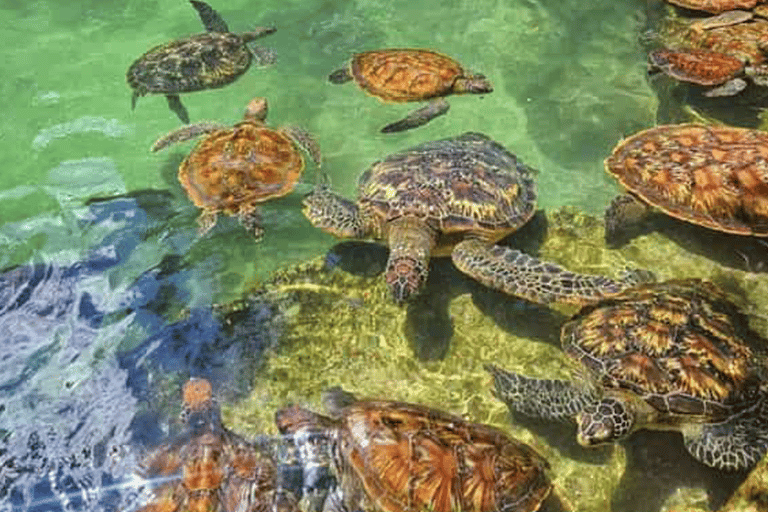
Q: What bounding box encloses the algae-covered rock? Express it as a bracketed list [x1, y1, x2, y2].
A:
[225, 206, 768, 512]
[719, 453, 768, 512]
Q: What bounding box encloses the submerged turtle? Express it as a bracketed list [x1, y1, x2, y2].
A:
[487, 279, 768, 471]
[137, 378, 298, 512]
[664, 0, 765, 13]
[152, 96, 320, 239]
[275, 387, 553, 512]
[328, 49, 493, 133]
[303, 131, 641, 303]
[603, 123, 768, 245]
[648, 47, 768, 96]
[127, 0, 276, 123]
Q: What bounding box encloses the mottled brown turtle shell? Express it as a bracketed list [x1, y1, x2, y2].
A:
[666, 0, 764, 14]
[278, 398, 552, 512]
[357, 132, 537, 255]
[649, 48, 745, 85]
[605, 124, 768, 236]
[127, 33, 252, 95]
[660, 17, 768, 65]
[562, 280, 766, 421]
[179, 122, 304, 216]
[137, 379, 297, 512]
[349, 49, 470, 102]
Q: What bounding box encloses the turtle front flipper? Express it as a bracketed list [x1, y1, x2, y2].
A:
[683, 402, 768, 470]
[166, 94, 190, 124]
[385, 217, 437, 303]
[189, 0, 229, 32]
[486, 364, 597, 421]
[302, 185, 371, 239]
[151, 121, 226, 152]
[604, 193, 652, 247]
[453, 238, 634, 305]
[380, 98, 450, 133]
[285, 127, 322, 166]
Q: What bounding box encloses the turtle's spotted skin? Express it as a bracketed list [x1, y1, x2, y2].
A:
[604, 123, 768, 244]
[127, 0, 275, 123]
[303, 132, 640, 304]
[275, 388, 552, 512]
[152, 97, 319, 239]
[329, 49, 492, 132]
[488, 279, 768, 471]
[136, 378, 298, 512]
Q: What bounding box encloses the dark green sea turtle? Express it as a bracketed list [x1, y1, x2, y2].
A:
[328, 49, 493, 133]
[152, 96, 320, 239]
[136, 378, 299, 512]
[127, 0, 276, 123]
[487, 279, 768, 471]
[303, 131, 643, 303]
[603, 123, 768, 245]
[275, 387, 553, 512]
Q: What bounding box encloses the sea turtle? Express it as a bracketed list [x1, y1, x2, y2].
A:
[152, 96, 320, 239]
[275, 387, 553, 512]
[303, 131, 643, 303]
[664, 0, 765, 13]
[127, 0, 276, 123]
[486, 279, 768, 471]
[328, 49, 493, 133]
[648, 47, 768, 96]
[603, 123, 768, 245]
[136, 378, 298, 512]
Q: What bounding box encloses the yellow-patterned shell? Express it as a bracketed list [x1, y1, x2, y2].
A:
[179, 122, 304, 216]
[562, 280, 766, 421]
[605, 124, 768, 236]
[349, 49, 470, 102]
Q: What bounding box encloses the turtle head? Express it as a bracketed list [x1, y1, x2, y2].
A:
[454, 73, 493, 94]
[180, 378, 222, 436]
[385, 255, 429, 304]
[576, 397, 635, 446]
[245, 97, 269, 122]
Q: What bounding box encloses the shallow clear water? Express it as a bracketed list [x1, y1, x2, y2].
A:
[0, 0, 707, 510]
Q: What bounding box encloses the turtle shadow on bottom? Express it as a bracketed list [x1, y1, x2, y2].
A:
[612, 430, 748, 512]
[610, 212, 768, 273]
[321, 210, 559, 361]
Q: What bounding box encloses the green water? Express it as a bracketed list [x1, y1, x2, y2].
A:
[0, 0, 656, 302]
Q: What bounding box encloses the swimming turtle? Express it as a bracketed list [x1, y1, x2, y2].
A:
[328, 49, 493, 133]
[152, 96, 320, 239]
[137, 378, 298, 512]
[127, 0, 276, 123]
[303, 131, 642, 303]
[275, 387, 553, 512]
[647, 47, 768, 96]
[487, 279, 768, 471]
[603, 123, 768, 245]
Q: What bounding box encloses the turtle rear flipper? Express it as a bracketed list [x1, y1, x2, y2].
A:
[380, 98, 450, 133]
[452, 239, 634, 305]
[190, 0, 229, 32]
[328, 68, 353, 84]
[704, 77, 748, 97]
[151, 121, 226, 152]
[166, 94, 190, 124]
[604, 193, 652, 247]
[683, 402, 768, 470]
[486, 364, 597, 421]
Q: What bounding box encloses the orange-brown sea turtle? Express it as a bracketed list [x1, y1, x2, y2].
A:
[127, 0, 276, 123]
[603, 123, 768, 245]
[664, 0, 765, 14]
[303, 132, 644, 303]
[328, 49, 492, 133]
[487, 279, 768, 471]
[275, 387, 553, 512]
[136, 378, 298, 512]
[152, 97, 320, 239]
